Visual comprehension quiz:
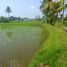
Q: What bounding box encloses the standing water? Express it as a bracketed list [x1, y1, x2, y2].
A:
[0, 26, 43, 67]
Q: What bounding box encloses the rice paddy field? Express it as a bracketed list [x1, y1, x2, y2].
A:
[0, 20, 67, 67]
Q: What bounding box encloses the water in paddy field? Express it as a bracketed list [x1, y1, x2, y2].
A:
[0, 26, 43, 67]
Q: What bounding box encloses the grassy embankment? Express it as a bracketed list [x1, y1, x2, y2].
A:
[29, 23, 67, 67]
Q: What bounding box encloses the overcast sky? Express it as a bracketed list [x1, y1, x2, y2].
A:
[0, 0, 67, 18]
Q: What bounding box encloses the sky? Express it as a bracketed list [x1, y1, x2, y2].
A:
[0, 0, 43, 18]
[0, 0, 67, 18]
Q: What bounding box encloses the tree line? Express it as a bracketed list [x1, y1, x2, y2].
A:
[0, 6, 31, 23]
[0, 6, 41, 23]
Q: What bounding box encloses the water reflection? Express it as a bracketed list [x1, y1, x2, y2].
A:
[0, 26, 43, 67]
[6, 32, 13, 45]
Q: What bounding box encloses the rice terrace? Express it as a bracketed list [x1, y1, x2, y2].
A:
[0, 0, 67, 67]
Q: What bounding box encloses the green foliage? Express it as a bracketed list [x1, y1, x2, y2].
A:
[9, 16, 24, 21]
[29, 23, 67, 67]
[0, 16, 9, 23]
[40, 0, 67, 25]
[55, 21, 63, 28]
[64, 21, 67, 26]
[0, 16, 27, 23]
[0, 20, 42, 29]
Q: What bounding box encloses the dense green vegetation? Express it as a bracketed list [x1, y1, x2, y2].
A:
[0, 20, 41, 29]
[40, 0, 67, 25]
[64, 21, 67, 26]
[28, 22, 67, 67]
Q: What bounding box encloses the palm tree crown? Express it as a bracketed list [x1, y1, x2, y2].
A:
[5, 6, 12, 18]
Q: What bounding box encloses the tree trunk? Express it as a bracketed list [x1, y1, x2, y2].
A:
[8, 13, 9, 19]
[62, 0, 64, 25]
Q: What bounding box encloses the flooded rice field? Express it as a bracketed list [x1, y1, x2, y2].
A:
[0, 26, 43, 67]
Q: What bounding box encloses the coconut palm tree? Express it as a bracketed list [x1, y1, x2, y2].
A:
[5, 6, 12, 18]
[40, 0, 52, 23]
[40, 0, 67, 25]
[40, 0, 61, 24]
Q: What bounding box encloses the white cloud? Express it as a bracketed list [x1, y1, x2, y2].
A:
[52, 0, 60, 2]
[29, 6, 35, 10]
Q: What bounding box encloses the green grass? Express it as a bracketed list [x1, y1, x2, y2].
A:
[0, 21, 67, 67]
[64, 21, 67, 26]
[0, 20, 42, 29]
[0, 20, 49, 46]
[28, 23, 67, 67]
